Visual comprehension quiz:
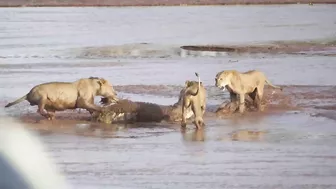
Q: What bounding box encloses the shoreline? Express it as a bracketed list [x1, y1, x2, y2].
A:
[1, 0, 336, 8]
[180, 42, 336, 55]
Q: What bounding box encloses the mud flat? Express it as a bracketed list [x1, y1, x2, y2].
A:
[181, 41, 336, 56]
[74, 41, 336, 59]
[1, 0, 336, 7]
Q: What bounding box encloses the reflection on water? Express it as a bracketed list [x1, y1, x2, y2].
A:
[38, 112, 336, 189]
[228, 130, 266, 142]
[181, 127, 206, 142]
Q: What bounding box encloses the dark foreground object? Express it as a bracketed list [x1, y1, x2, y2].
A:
[92, 98, 189, 124]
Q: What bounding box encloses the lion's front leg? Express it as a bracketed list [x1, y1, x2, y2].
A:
[239, 93, 245, 113]
[76, 97, 102, 113]
[88, 96, 96, 115]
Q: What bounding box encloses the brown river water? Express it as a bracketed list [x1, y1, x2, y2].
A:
[1, 5, 336, 189]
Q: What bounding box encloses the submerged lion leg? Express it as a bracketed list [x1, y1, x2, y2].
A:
[238, 93, 246, 113]
[76, 97, 102, 113]
[181, 104, 188, 128]
[45, 108, 56, 120]
[37, 99, 51, 119]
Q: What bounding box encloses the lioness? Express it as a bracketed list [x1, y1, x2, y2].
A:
[5, 77, 119, 120]
[215, 70, 282, 113]
[181, 72, 207, 129]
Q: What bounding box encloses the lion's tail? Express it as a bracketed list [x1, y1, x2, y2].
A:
[184, 72, 202, 96]
[5, 95, 28, 108]
[196, 72, 201, 91]
[265, 79, 283, 91]
[194, 72, 201, 95]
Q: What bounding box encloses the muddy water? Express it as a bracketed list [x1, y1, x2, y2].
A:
[1, 5, 336, 189]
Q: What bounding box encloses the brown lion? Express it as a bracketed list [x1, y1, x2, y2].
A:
[181, 72, 207, 129]
[5, 77, 119, 120]
[215, 70, 282, 113]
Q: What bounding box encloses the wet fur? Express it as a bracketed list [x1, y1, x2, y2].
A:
[5, 77, 118, 120]
[215, 70, 282, 113]
[181, 73, 207, 129]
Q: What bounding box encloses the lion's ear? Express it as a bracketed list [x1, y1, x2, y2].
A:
[97, 79, 106, 86]
[185, 80, 190, 86]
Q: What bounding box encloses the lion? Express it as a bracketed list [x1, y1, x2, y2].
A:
[4, 77, 119, 120]
[181, 72, 207, 129]
[215, 70, 282, 113]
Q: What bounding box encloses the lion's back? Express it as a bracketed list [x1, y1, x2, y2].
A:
[27, 82, 78, 105]
[33, 82, 76, 94]
[243, 70, 266, 83]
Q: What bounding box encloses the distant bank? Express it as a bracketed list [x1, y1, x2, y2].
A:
[0, 0, 336, 7]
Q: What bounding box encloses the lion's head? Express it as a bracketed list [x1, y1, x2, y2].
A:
[215, 71, 235, 90]
[91, 77, 119, 102]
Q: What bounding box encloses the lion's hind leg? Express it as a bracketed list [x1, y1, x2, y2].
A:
[88, 96, 97, 115]
[37, 98, 52, 120]
[194, 118, 205, 130]
[45, 108, 56, 120]
[247, 88, 258, 111]
[227, 92, 239, 113]
[238, 93, 246, 113]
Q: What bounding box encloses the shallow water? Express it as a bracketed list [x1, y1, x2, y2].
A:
[1, 5, 336, 189]
[1, 4, 336, 61]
